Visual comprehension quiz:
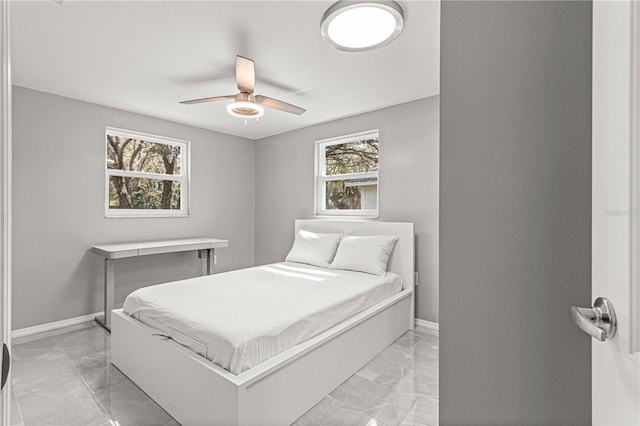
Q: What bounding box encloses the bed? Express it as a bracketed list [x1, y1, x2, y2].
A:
[111, 219, 415, 425]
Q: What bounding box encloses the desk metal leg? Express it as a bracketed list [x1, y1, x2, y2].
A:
[198, 249, 208, 275]
[208, 249, 215, 275]
[95, 258, 114, 332]
[198, 249, 215, 275]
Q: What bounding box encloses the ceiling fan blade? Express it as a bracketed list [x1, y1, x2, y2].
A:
[236, 56, 255, 94]
[179, 95, 235, 105]
[255, 95, 306, 115]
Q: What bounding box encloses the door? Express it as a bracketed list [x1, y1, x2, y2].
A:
[591, 1, 640, 424]
[0, 1, 11, 425]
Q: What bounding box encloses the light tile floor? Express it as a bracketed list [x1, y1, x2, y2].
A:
[9, 322, 438, 426]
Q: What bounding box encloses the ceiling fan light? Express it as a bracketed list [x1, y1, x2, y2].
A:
[226, 101, 264, 118]
[320, 1, 404, 52]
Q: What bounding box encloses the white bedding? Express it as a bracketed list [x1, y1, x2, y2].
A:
[122, 262, 403, 374]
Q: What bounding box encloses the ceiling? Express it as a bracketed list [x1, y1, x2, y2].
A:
[11, 0, 440, 140]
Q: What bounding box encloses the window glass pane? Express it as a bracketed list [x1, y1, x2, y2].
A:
[107, 135, 181, 175]
[324, 138, 378, 176]
[325, 179, 378, 210]
[109, 176, 181, 210]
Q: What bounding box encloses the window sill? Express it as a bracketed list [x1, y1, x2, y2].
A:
[314, 214, 379, 220]
[105, 213, 190, 219]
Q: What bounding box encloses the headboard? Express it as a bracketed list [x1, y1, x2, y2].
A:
[294, 219, 415, 290]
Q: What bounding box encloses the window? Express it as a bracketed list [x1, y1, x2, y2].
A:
[105, 127, 189, 217]
[315, 130, 379, 217]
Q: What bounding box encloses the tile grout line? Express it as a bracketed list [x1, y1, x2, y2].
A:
[11, 336, 67, 417]
[394, 331, 439, 425]
[11, 337, 78, 425]
[11, 386, 25, 426]
[52, 331, 115, 426]
[338, 353, 420, 425]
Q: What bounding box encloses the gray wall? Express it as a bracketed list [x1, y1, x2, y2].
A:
[440, 1, 592, 424]
[255, 97, 439, 322]
[12, 86, 255, 329]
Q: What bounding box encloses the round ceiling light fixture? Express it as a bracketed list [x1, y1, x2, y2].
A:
[320, 0, 404, 52]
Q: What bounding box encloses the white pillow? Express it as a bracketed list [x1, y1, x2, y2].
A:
[330, 235, 398, 276]
[285, 230, 342, 268]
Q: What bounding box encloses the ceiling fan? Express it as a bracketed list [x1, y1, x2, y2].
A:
[180, 56, 306, 120]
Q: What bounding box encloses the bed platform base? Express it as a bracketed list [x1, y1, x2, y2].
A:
[111, 290, 412, 426]
[112, 219, 415, 425]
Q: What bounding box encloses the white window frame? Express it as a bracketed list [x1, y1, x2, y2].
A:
[315, 129, 379, 218]
[105, 127, 190, 218]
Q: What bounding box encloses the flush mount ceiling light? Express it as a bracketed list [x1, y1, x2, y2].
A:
[320, 0, 404, 52]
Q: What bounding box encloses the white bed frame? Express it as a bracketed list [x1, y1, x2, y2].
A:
[111, 219, 415, 426]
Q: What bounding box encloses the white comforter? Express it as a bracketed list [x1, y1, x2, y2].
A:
[122, 262, 403, 374]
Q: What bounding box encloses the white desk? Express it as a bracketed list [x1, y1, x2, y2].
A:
[91, 237, 229, 331]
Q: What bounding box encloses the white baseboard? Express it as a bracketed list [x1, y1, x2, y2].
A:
[12, 312, 101, 339]
[414, 318, 439, 336]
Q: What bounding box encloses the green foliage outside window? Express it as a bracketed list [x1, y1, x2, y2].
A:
[107, 135, 182, 210]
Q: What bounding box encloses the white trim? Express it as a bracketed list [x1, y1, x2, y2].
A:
[314, 129, 380, 217]
[320, 171, 379, 181]
[11, 312, 100, 339]
[0, 1, 11, 424]
[106, 169, 184, 182]
[315, 207, 379, 218]
[630, 0, 640, 354]
[414, 318, 439, 336]
[105, 127, 191, 218]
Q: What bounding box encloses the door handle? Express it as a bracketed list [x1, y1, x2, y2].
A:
[0, 342, 8, 390]
[570, 297, 617, 341]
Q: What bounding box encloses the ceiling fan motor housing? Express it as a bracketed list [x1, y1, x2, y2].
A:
[228, 92, 264, 117]
[235, 92, 255, 103]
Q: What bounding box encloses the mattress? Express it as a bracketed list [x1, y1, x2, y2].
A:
[122, 262, 403, 374]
